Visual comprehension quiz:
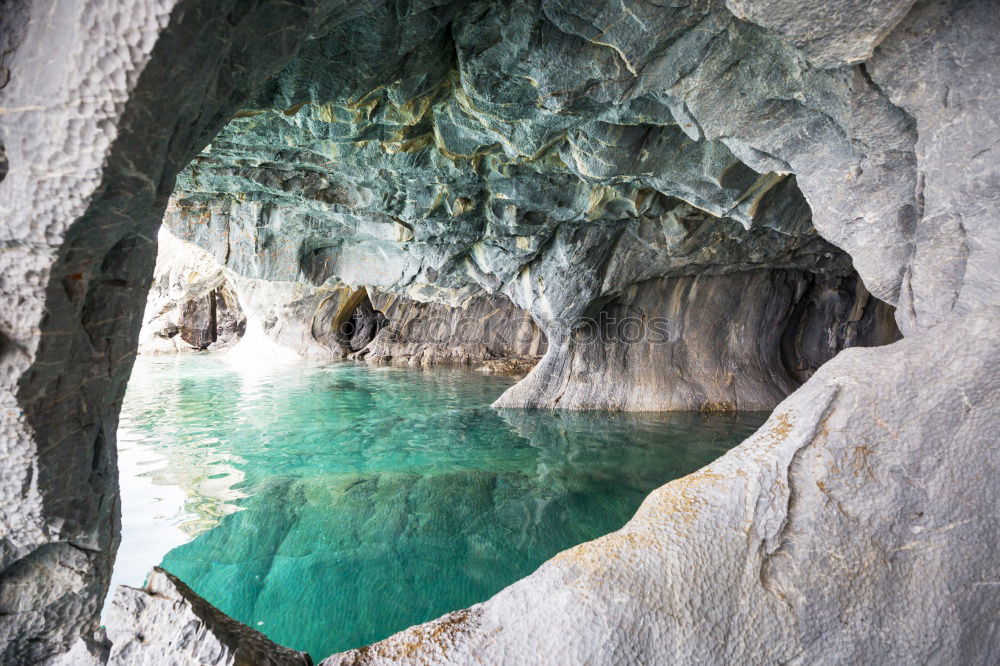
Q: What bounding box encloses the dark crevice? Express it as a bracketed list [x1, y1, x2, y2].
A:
[337, 294, 388, 352]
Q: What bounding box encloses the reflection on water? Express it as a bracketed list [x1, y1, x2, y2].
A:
[113, 354, 765, 659]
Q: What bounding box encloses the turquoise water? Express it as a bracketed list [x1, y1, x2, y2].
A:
[113, 354, 764, 659]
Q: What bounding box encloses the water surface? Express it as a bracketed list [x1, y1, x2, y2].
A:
[114, 354, 764, 659]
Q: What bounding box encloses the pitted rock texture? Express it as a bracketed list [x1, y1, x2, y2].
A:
[322, 307, 1000, 665]
[867, 0, 1000, 331]
[105, 568, 312, 666]
[0, 0, 367, 660]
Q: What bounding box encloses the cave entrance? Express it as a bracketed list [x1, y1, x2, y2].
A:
[2, 1, 929, 663]
[139, 228, 248, 354]
[105, 231, 775, 663]
[332, 288, 388, 353]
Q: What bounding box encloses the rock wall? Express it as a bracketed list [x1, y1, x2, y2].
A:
[0, 0, 368, 660]
[143, 216, 892, 404]
[136, 227, 547, 369]
[155, 198, 891, 401]
[138, 228, 246, 354]
[361, 291, 547, 372]
[497, 269, 899, 411]
[0, 0, 996, 664]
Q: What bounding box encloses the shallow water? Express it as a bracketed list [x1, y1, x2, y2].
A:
[112, 354, 765, 659]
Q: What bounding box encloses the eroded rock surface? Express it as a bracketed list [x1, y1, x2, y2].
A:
[138, 229, 246, 354]
[156, 0, 958, 409]
[137, 229, 546, 370]
[106, 568, 311, 666]
[0, 0, 367, 660]
[353, 291, 545, 371]
[497, 269, 898, 410]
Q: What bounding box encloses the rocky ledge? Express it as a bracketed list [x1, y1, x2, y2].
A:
[105, 569, 312, 666]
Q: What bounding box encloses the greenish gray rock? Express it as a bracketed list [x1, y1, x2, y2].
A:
[495, 269, 899, 410]
[361, 290, 547, 370]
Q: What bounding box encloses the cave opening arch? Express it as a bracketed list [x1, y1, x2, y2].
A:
[1, 0, 997, 664]
[0, 1, 910, 659]
[331, 288, 388, 353]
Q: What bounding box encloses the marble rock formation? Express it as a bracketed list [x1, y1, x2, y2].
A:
[497, 269, 898, 410]
[137, 227, 547, 371]
[0, 0, 997, 664]
[105, 568, 311, 666]
[138, 228, 246, 354]
[359, 290, 547, 373]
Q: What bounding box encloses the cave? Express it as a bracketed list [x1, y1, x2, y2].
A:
[337, 293, 387, 352]
[0, 1, 997, 664]
[327, 287, 387, 353]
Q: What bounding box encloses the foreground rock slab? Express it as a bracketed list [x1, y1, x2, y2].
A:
[106, 568, 312, 666]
